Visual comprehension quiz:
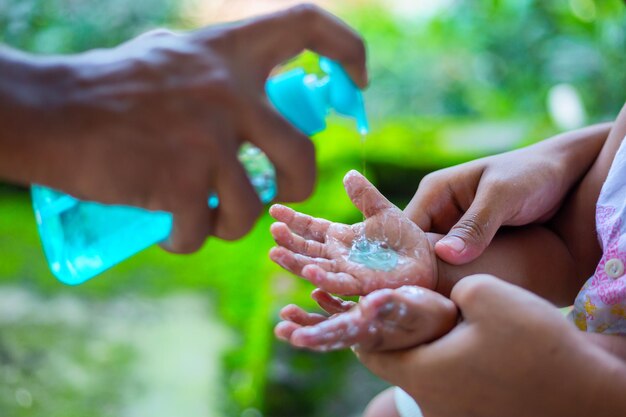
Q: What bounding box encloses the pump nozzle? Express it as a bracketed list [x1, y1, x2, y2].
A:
[319, 58, 369, 134]
[266, 57, 369, 136]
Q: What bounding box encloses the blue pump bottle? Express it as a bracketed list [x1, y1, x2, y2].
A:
[31, 57, 369, 285]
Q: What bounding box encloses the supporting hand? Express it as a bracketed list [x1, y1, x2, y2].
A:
[357, 275, 626, 417]
[405, 124, 611, 265]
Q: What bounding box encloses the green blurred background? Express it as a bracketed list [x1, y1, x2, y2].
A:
[0, 0, 624, 416]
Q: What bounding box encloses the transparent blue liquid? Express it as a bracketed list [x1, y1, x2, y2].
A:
[348, 236, 399, 272]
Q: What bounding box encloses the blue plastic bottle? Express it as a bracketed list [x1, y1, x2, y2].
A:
[31, 57, 369, 285]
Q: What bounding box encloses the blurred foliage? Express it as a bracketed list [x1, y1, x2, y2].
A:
[348, 0, 625, 123]
[1, 0, 625, 417]
[0, 0, 186, 53]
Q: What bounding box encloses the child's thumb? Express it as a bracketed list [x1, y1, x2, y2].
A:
[343, 170, 399, 218]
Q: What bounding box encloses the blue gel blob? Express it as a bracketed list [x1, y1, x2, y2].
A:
[348, 237, 399, 272]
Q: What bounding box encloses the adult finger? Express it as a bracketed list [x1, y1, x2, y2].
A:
[354, 347, 418, 388]
[355, 320, 474, 389]
[404, 177, 457, 232]
[211, 133, 264, 240]
[434, 185, 506, 265]
[404, 162, 485, 233]
[450, 274, 555, 323]
[269, 204, 331, 242]
[343, 170, 399, 218]
[270, 222, 326, 258]
[239, 4, 368, 87]
[162, 135, 216, 253]
[242, 100, 316, 202]
[165, 197, 214, 254]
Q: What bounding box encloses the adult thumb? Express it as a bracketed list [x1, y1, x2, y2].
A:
[434, 192, 504, 265]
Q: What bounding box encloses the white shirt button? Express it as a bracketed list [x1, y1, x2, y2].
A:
[605, 258, 624, 279]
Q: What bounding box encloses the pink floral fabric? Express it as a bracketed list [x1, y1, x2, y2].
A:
[570, 136, 626, 334]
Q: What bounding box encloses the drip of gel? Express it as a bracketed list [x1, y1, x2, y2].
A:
[348, 236, 399, 272]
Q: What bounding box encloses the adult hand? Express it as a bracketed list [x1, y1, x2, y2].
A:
[0, 4, 367, 252]
[405, 124, 610, 265]
[357, 275, 626, 417]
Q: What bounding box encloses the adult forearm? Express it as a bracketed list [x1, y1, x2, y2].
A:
[0, 46, 67, 186]
[574, 336, 626, 416]
[433, 225, 579, 305]
[551, 105, 626, 287]
[543, 122, 612, 188]
[584, 332, 626, 361]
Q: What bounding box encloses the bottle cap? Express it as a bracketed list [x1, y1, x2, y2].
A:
[266, 57, 368, 135]
[319, 57, 369, 134]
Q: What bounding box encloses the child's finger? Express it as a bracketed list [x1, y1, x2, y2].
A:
[303, 264, 371, 296]
[343, 170, 400, 218]
[269, 204, 331, 242]
[311, 288, 356, 314]
[274, 321, 301, 341]
[270, 222, 326, 258]
[290, 310, 366, 351]
[270, 247, 336, 276]
[279, 304, 328, 326]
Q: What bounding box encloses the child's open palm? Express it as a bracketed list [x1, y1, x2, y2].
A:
[269, 170, 438, 296]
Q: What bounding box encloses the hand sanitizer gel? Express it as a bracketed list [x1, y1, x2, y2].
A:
[31, 57, 369, 285]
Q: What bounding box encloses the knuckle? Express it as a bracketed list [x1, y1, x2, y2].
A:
[219, 199, 263, 241]
[202, 68, 238, 101]
[169, 236, 205, 254]
[144, 28, 175, 39]
[454, 274, 497, 305]
[340, 34, 367, 66]
[218, 223, 251, 241]
[292, 3, 323, 21]
[418, 171, 445, 190]
[452, 214, 489, 243]
[174, 171, 206, 200]
[353, 38, 367, 63]
[484, 177, 509, 197]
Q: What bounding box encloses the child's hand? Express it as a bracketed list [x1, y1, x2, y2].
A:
[275, 286, 457, 352]
[269, 170, 438, 296]
[356, 275, 626, 417]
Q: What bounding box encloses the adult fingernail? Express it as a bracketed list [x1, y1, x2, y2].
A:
[439, 236, 466, 253]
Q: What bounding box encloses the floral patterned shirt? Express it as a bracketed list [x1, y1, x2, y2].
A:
[571, 136, 626, 334]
